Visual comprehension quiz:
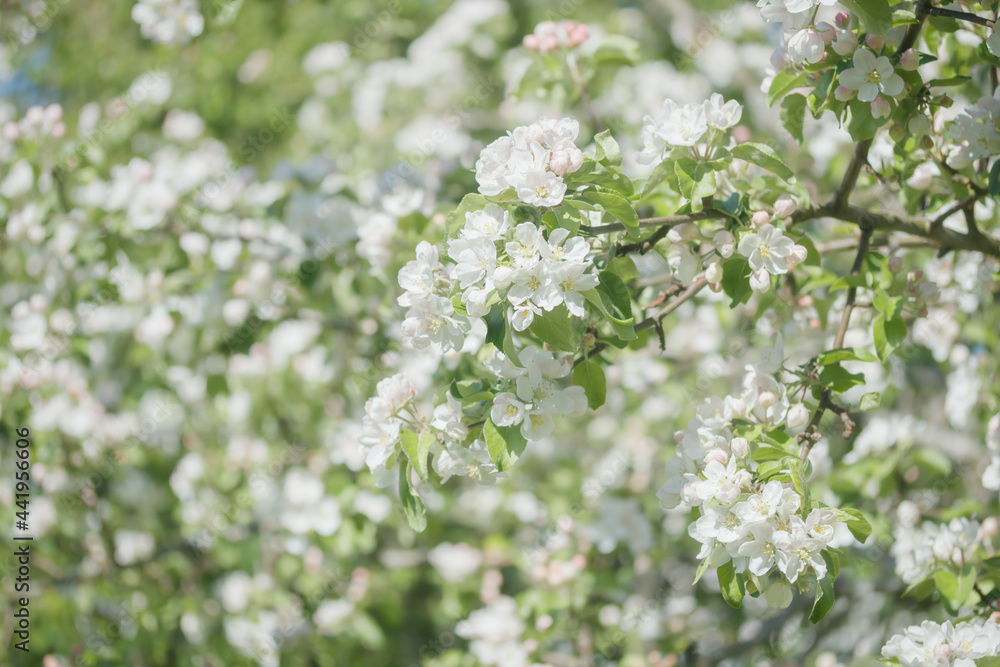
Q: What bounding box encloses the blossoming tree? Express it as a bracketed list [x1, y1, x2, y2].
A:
[2, 0, 1000, 665]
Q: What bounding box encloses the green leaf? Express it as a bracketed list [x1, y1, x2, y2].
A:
[399, 430, 432, 481]
[818, 364, 865, 393]
[768, 70, 807, 106]
[891, 9, 918, 26]
[840, 0, 893, 35]
[754, 445, 794, 462]
[718, 560, 745, 609]
[674, 157, 718, 201]
[833, 508, 872, 543]
[485, 302, 506, 350]
[598, 270, 633, 319]
[594, 129, 622, 168]
[582, 275, 637, 341]
[573, 360, 607, 410]
[483, 417, 528, 472]
[399, 465, 427, 533]
[781, 93, 807, 143]
[810, 563, 836, 623]
[785, 457, 811, 509]
[640, 159, 676, 201]
[846, 97, 888, 142]
[582, 190, 640, 238]
[859, 391, 881, 411]
[721, 255, 753, 308]
[816, 348, 877, 365]
[731, 142, 795, 181]
[990, 161, 1000, 197]
[528, 305, 580, 352]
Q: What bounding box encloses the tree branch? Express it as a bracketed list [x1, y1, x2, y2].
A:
[791, 203, 1000, 257]
[580, 210, 727, 236]
[927, 6, 994, 27]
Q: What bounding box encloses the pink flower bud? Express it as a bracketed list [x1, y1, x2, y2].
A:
[2, 122, 19, 141]
[900, 48, 919, 71]
[832, 30, 858, 57]
[910, 270, 924, 282]
[51, 122, 66, 139]
[865, 33, 884, 50]
[706, 449, 729, 465]
[834, 12, 851, 28]
[871, 96, 891, 119]
[731, 437, 749, 458]
[992, 611, 1000, 624]
[774, 194, 797, 218]
[568, 22, 588, 46]
[888, 256, 903, 273]
[834, 85, 854, 102]
[798, 295, 813, 308]
[752, 210, 771, 227]
[523, 34, 539, 50]
[758, 391, 776, 408]
[815, 22, 836, 45]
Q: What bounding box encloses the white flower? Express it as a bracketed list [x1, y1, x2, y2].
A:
[738, 522, 782, 576]
[132, 0, 204, 45]
[491, 392, 526, 427]
[514, 169, 566, 207]
[693, 457, 751, 506]
[401, 294, 468, 353]
[703, 93, 743, 130]
[463, 204, 511, 241]
[450, 235, 497, 289]
[774, 520, 827, 583]
[839, 48, 905, 103]
[547, 262, 599, 317]
[786, 28, 826, 65]
[738, 224, 800, 276]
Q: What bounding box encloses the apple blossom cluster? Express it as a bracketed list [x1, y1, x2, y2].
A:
[486, 346, 588, 441]
[756, 0, 839, 64]
[455, 596, 531, 667]
[397, 241, 472, 353]
[131, 0, 205, 45]
[1, 104, 65, 142]
[657, 337, 849, 605]
[358, 373, 417, 481]
[522, 20, 589, 53]
[429, 394, 500, 484]
[454, 211, 599, 330]
[948, 89, 1000, 168]
[635, 94, 742, 165]
[475, 118, 585, 206]
[881, 617, 1000, 667]
[890, 517, 987, 585]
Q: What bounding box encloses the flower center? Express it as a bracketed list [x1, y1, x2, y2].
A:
[865, 70, 881, 86]
[535, 185, 550, 198]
